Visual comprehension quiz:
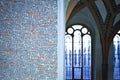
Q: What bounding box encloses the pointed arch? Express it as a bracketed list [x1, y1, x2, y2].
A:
[65, 24, 92, 80]
[66, 0, 79, 23]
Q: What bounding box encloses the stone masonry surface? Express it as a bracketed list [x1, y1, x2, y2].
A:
[0, 0, 57, 80]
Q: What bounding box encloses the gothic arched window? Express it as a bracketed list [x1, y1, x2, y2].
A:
[113, 30, 120, 80]
[65, 25, 91, 80]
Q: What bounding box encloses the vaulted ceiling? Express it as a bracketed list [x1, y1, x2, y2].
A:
[66, 0, 120, 25]
[66, 0, 120, 45]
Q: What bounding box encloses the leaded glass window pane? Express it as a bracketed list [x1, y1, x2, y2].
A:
[65, 25, 92, 80]
[83, 35, 91, 79]
[74, 30, 81, 79]
[113, 30, 120, 80]
[65, 35, 72, 79]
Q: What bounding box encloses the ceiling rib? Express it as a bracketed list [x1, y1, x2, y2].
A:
[66, 0, 95, 24]
[88, 5, 104, 42]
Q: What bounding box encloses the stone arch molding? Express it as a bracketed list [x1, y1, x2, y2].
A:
[66, 0, 79, 23]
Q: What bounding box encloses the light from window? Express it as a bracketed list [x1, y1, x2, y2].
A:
[65, 25, 91, 80]
[113, 30, 120, 80]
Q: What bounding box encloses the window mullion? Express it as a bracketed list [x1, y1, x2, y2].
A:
[81, 34, 83, 79]
[72, 35, 74, 80]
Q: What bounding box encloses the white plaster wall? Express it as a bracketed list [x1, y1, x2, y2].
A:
[108, 43, 114, 80]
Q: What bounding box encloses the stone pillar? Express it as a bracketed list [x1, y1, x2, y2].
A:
[102, 63, 108, 80]
[57, 0, 65, 80]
